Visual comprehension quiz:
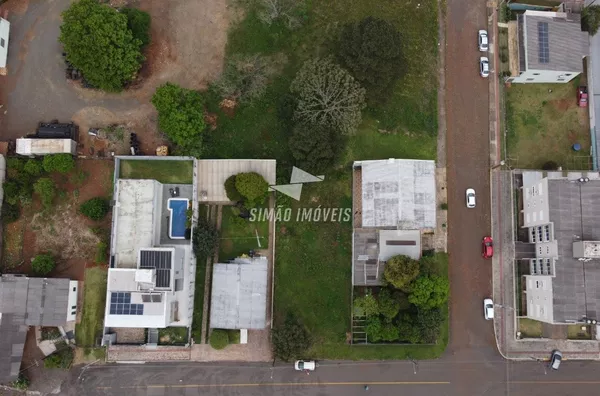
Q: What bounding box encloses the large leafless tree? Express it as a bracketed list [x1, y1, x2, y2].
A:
[290, 57, 366, 135]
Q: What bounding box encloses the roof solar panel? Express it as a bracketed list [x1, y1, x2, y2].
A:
[538, 22, 550, 64]
[109, 293, 143, 315]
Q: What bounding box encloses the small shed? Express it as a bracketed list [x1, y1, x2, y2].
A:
[16, 138, 77, 156]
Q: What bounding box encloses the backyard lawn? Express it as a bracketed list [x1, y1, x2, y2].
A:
[119, 159, 194, 184]
[75, 267, 108, 348]
[506, 80, 592, 169]
[218, 206, 270, 262]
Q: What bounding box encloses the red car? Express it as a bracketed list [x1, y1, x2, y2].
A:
[578, 86, 588, 108]
[482, 236, 493, 259]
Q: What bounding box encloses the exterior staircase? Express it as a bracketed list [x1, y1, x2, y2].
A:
[147, 328, 159, 345]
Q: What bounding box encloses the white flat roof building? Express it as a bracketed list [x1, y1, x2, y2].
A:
[16, 138, 77, 156]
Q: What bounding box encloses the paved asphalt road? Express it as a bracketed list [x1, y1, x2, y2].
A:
[66, 360, 600, 396]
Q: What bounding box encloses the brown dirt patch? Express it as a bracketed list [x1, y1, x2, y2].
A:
[4, 160, 114, 280]
[0, 0, 30, 16]
[550, 98, 574, 112]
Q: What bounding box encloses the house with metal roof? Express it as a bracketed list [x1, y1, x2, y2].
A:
[351, 159, 436, 286]
[102, 158, 196, 346]
[510, 10, 588, 84]
[209, 256, 268, 330]
[0, 275, 78, 384]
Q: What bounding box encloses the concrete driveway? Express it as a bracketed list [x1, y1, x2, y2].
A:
[0, 0, 141, 140]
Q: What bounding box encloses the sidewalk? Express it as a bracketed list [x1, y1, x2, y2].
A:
[488, 4, 600, 360]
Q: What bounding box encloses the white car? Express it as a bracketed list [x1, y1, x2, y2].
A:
[480, 57, 490, 78]
[466, 188, 476, 208]
[484, 298, 494, 320]
[294, 360, 316, 371]
[478, 30, 489, 52]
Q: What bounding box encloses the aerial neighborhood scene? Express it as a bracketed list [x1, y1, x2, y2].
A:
[2, 0, 600, 395]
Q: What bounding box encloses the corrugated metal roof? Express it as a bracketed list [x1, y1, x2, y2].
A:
[209, 257, 268, 329]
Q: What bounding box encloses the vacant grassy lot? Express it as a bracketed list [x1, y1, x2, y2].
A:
[506, 80, 591, 169]
[210, 0, 439, 359]
[218, 206, 269, 261]
[119, 159, 194, 184]
[518, 318, 543, 338]
[75, 267, 108, 348]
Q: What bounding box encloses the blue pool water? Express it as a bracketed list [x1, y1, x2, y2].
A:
[168, 198, 189, 239]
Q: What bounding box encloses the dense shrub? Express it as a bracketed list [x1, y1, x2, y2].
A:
[235, 172, 269, 207]
[272, 314, 312, 361]
[3, 180, 21, 205]
[79, 197, 110, 221]
[583, 5, 600, 35]
[33, 178, 57, 208]
[408, 275, 450, 310]
[289, 122, 345, 173]
[24, 159, 44, 176]
[151, 83, 206, 152]
[224, 175, 243, 202]
[121, 7, 151, 48]
[42, 154, 75, 173]
[192, 218, 219, 258]
[1, 202, 20, 223]
[32, 253, 56, 275]
[209, 329, 229, 350]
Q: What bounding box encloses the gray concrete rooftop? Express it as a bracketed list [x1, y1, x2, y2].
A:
[548, 179, 600, 322]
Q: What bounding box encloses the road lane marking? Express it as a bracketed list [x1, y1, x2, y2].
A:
[509, 381, 600, 385]
[96, 381, 451, 390]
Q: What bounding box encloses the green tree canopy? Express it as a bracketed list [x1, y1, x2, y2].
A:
[289, 122, 345, 173]
[583, 5, 600, 36]
[32, 253, 56, 275]
[235, 172, 269, 207]
[192, 218, 219, 258]
[121, 7, 151, 48]
[224, 175, 244, 202]
[79, 197, 110, 221]
[42, 154, 75, 174]
[151, 83, 206, 152]
[415, 308, 444, 344]
[337, 17, 403, 102]
[59, 0, 144, 91]
[408, 275, 450, 310]
[33, 178, 56, 208]
[366, 316, 399, 342]
[272, 314, 312, 361]
[290, 57, 366, 135]
[354, 293, 379, 317]
[24, 160, 43, 176]
[396, 313, 422, 343]
[377, 289, 401, 320]
[382, 255, 420, 290]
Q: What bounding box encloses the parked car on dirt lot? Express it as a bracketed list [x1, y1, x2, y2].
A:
[478, 30, 489, 52]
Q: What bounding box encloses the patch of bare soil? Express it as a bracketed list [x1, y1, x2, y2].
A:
[30, 204, 101, 261]
[551, 98, 573, 112]
[132, 0, 231, 97]
[0, 0, 30, 16]
[72, 104, 168, 156]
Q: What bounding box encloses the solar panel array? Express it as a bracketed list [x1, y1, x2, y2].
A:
[538, 22, 550, 63]
[109, 292, 144, 315]
[139, 250, 172, 288]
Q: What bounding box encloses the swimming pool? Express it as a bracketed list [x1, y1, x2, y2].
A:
[168, 198, 189, 239]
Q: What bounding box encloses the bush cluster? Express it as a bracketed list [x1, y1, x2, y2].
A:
[79, 197, 110, 221]
[32, 253, 56, 276]
[209, 329, 229, 350]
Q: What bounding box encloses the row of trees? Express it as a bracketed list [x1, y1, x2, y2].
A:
[354, 254, 449, 344]
[59, 0, 151, 91]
